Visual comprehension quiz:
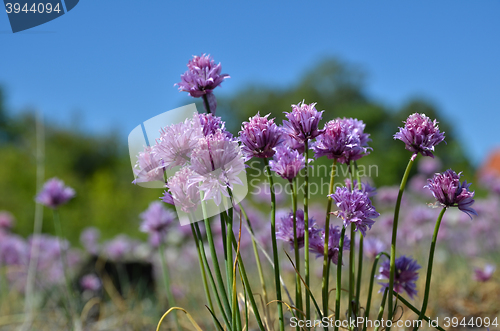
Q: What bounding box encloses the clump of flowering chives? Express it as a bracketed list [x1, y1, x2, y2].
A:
[309, 225, 350, 265]
[132, 146, 165, 184]
[330, 186, 380, 236]
[269, 145, 305, 182]
[276, 209, 314, 249]
[167, 167, 200, 213]
[140, 201, 176, 247]
[425, 169, 477, 218]
[239, 112, 284, 161]
[176, 54, 229, 94]
[35, 178, 75, 209]
[313, 118, 371, 163]
[378, 255, 421, 299]
[394, 113, 446, 160]
[80, 227, 101, 255]
[474, 264, 495, 282]
[282, 101, 324, 145]
[189, 130, 245, 205]
[154, 115, 204, 170]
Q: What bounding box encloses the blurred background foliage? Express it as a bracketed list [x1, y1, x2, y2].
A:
[0, 58, 474, 245]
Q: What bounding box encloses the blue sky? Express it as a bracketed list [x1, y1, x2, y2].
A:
[1, 1, 499, 165]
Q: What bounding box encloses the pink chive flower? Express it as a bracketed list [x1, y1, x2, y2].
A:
[269, 145, 305, 182]
[104, 235, 133, 261]
[363, 237, 386, 259]
[140, 201, 176, 247]
[0, 234, 29, 267]
[330, 186, 380, 236]
[198, 113, 232, 138]
[276, 209, 314, 249]
[394, 113, 445, 160]
[474, 264, 495, 282]
[0, 211, 15, 233]
[190, 130, 245, 205]
[176, 54, 229, 113]
[167, 167, 200, 214]
[313, 118, 371, 163]
[35, 178, 75, 209]
[80, 227, 101, 255]
[282, 101, 324, 146]
[425, 169, 477, 218]
[239, 112, 284, 161]
[176, 54, 229, 98]
[80, 274, 102, 291]
[309, 225, 350, 265]
[132, 146, 164, 184]
[154, 115, 203, 170]
[378, 255, 421, 299]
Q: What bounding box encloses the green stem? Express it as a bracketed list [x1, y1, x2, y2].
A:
[322, 160, 336, 325]
[238, 203, 270, 326]
[373, 288, 388, 331]
[191, 223, 218, 330]
[158, 242, 181, 331]
[200, 193, 233, 320]
[349, 225, 355, 324]
[263, 157, 284, 331]
[363, 252, 390, 331]
[354, 162, 363, 317]
[396, 293, 446, 331]
[303, 139, 311, 321]
[52, 210, 76, 326]
[230, 232, 266, 330]
[334, 226, 347, 331]
[193, 223, 232, 328]
[387, 158, 414, 325]
[202, 94, 212, 114]
[292, 179, 303, 321]
[412, 207, 447, 331]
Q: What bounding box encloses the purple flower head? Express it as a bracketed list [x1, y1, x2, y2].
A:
[269, 145, 306, 182]
[330, 186, 380, 236]
[35, 178, 75, 209]
[378, 255, 421, 299]
[418, 157, 442, 175]
[80, 227, 101, 255]
[363, 237, 386, 259]
[104, 235, 133, 261]
[276, 209, 314, 249]
[167, 167, 200, 214]
[161, 190, 175, 206]
[239, 113, 284, 161]
[132, 146, 165, 184]
[198, 113, 232, 138]
[474, 264, 495, 282]
[140, 201, 176, 247]
[0, 234, 29, 266]
[282, 101, 324, 145]
[313, 118, 371, 163]
[425, 169, 477, 218]
[176, 54, 229, 98]
[309, 226, 351, 265]
[344, 178, 377, 198]
[0, 211, 14, 232]
[154, 114, 203, 170]
[394, 113, 445, 160]
[189, 130, 245, 205]
[80, 274, 102, 291]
